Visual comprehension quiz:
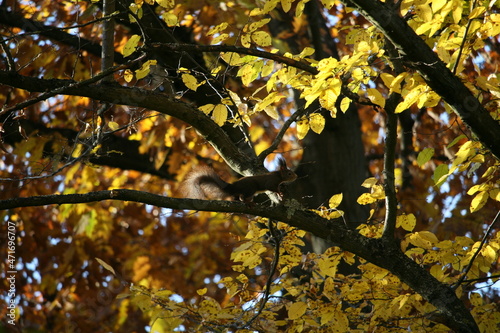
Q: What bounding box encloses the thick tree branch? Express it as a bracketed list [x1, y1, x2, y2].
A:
[148, 43, 318, 75]
[0, 190, 478, 333]
[0, 70, 259, 176]
[342, 0, 500, 160]
[381, 94, 399, 240]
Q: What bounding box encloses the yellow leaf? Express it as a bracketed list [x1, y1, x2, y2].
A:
[261, 60, 275, 77]
[207, 22, 229, 36]
[370, 184, 385, 199]
[199, 104, 214, 115]
[417, 90, 440, 108]
[264, 106, 279, 120]
[196, 288, 207, 296]
[156, 0, 174, 9]
[123, 69, 134, 82]
[329, 193, 343, 209]
[317, 256, 340, 277]
[299, 46, 315, 58]
[409, 231, 439, 249]
[357, 193, 377, 205]
[469, 292, 483, 306]
[396, 213, 416, 232]
[340, 97, 351, 113]
[389, 72, 407, 94]
[470, 191, 488, 213]
[251, 31, 272, 46]
[288, 301, 307, 320]
[135, 60, 157, 80]
[296, 119, 309, 140]
[489, 189, 500, 202]
[108, 121, 119, 131]
[247, 18, 271, 33]
[295, 0, 306, 17]
[333, 309, 349, 330]
[361, 177, 378, 188]
[309, 113, 325, 134]
[366, 88, 385, 108]
[123, 34, 141, 57]
[212, 104, 227, 126]
[352, 67, 364, 81]
[182, 73, 200, 91]
[469, 7, 485, 19]
[221, 52, 244, 66]
[281, 0, 293, 12]
[395, 86, 424, 113]
[319, 88, 338, 110]
[164, 13, 178, 27]
[211, 33, 229, 45]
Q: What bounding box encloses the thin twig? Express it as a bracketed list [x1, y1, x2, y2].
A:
[241, 219, 281, 329]
[258, 108, 307, 163]
[452, 0, 477, 75]
[452, 210, 500, 290]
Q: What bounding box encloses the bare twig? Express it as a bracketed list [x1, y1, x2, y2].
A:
[452, 0, 477, 75]
[452, 210, 500, 290]
[257, 108, 307, 163]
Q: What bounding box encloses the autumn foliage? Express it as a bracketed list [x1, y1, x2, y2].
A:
[1, 0, 500, 332]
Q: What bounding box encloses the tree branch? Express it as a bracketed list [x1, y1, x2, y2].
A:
[0, 70, 257, 176]
[148, 43, 319, 75]
[0, 190, 480, 333]
[381, 94, 399, 240]
[0, 7, 125, 64]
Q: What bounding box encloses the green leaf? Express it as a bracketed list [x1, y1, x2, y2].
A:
[433, 164, 449, 187]
[417, 148, 434, 167]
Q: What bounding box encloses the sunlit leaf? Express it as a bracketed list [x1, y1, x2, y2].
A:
[123, 34, 141, 57]
[296, 119, 309, 140]
[309, 113, 325, 134]
[329, 193, 343, 209]
[396, 214, 416, 232]
[288, 301, 307, 320]
[212, 104, 228, 126]
[470, 191, 488, 213]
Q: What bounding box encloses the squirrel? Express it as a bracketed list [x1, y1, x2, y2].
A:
[180, 157, 297, 202]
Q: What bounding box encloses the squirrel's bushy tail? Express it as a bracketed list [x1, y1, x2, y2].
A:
[179, 165, 230, 200]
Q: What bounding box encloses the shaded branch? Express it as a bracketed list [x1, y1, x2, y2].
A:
[0, 190, 480, 333]
[0, 54, 146, 116]
[381, 94, 399, 240]
[149, 43, 319, 75]
[0, 70, 257, 176]
[0, 7, 125, 64]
